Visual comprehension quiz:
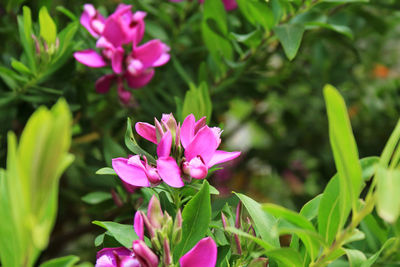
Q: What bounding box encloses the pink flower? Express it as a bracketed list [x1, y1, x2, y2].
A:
[171, 0, 238, 11]
[125, 39, 170, 89]
[180, 114, 241, 180]
[102, 4, 146, 48]
[80, 4, 105, 38]
[95, 247, 140, 267]
[75, 4, 170, 105]
[113, 113, 240, 188]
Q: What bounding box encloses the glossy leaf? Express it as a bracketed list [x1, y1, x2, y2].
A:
[324, 84, 362, 215]
[274, 24, 305, 60]
[81, 192, 112, 205]
[39, 6, 57, 45]
[92, 221, 138, 248]
[174, 180, 211, 258]
[376, 166, 400, 223]
[39, 255, 80, 267]
[235, 193, 280, 248]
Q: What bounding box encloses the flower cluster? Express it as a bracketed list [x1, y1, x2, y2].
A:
[112, 113, 241, 188]
[170, 0, 238, 11]
[74, 4, 170, 105]
[96, 196, 217, 267]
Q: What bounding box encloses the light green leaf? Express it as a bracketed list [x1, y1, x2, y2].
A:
[376, 166, 400, 223]
[236, 0, 275, 30]
[186, 183, 219, 195]
[263, 203, 315, 231]
[11, 58, 31, 75]
[39, 255, 80, 267]
[300, 194, 322, 220]
[96, 167, 117, 176]
[274, 24, 305, 60]
[360, 238, 396, 267]
[93, 221, 138, 248]
[344, 249, 367, 267]
[182, 83, 212, 123]
[81, 192, 112, 205]
[39, 6, 57, 45]
[324, 84, 362, 216]
[235, 193, 279, 248]
[174, 180, 211, 258]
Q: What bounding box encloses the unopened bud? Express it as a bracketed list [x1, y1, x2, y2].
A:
[162, 211, 173, 237]
[148, 195, 163, 229]
[221, 212, 229, 229]
[235, 201, 242, 229]
[154, 118, 164, 143]
[132, 240, 159, 267]
[163, 239, 172, 266]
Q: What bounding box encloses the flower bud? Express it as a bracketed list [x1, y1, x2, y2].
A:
[147, 195, 163, 229]
[163, 238, 172, 266]
[132, 240, 159, 267]
[161, 113, 178, 135]
[162, 211, 173, 237]
[154, 118, 164, 143]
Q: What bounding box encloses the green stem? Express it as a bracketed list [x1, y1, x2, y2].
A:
[311, 195, 376, 267]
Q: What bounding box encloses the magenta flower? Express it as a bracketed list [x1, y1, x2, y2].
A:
[113, 113, 240, 188]
[74, 4, 170, 105]
[180, 114, 241, 180]
[170, 0, 238, 11]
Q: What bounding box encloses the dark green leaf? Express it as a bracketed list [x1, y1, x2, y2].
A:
[274, 23, 305, 60]
[81, 192, 112, 205]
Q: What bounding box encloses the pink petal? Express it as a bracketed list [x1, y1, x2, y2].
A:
[132, 240, 159, 267]
[179, 237, 217, 267]
[135, 122, 157, 144]
[208, 150, 241, 168]
[111, 47, 124, 74]
[194, 117, 207, 134]
[134, 40, 168, 69]
[95, 74, 115, 94]
[102, 16, 126, 47]
[157, 131, 172, 158]
[112, 157, 150, 187]
[125, 69, 155, 89]
[181, 114, 196, 149]
[74, 50, 107, 68]
[157, 157, 184, 188]
[96, 247, 131, 267]
[134, 212, 144, 241]
[183, 157, 208, 180]
[184, 126, 218, 164]
[80, 11, 98, 38]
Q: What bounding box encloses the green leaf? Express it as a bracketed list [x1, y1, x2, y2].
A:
[0, 99, 73, 266]
[306, 21, 353, 39]
[186, 183, 219, 195]
[344, 249, 367, 267]
[39, 255, 80, 267]
[360, 238, 396, 267]
[96, 167, 117, 176]
[376, 166, 400, 223]
[236, 0, 275, 30]
[318, 157, 376, 244]
[235, 193, 279, 248]
[273, 23, 305, 60]
[202, 0, 232, 72]
[263, 203, 316, 231]
[125, 118, 156, 164]
[93, 221, 138, 248]
[182, 83, 212, 123]
[324, 84, 362, 216]
[81, 192, 112, 205]
[39, 6, 57, 45]
[266, 248, 304, 267]
[300, 194, 322, 220]
[174, 180, 211, 258]
[11, 58, 31, 75]
[17, 6, 36, 72]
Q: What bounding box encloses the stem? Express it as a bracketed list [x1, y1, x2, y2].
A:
[311, 195, 376, 267]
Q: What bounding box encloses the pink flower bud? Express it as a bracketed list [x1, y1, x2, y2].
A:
[132, 240, 159, 267]
[147, 195, 163, 229]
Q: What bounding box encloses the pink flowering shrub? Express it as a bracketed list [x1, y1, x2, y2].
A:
[112, 113, 240, 188]
[74, 4, 170, 105]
